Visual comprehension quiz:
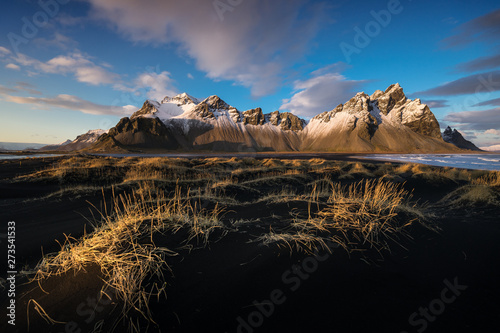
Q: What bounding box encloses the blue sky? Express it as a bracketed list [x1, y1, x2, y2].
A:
[1, 0, 499, 149]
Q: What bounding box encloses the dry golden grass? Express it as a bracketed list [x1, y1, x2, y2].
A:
[393, 163, 427, 174]
[288, 179, 423, 253]
[254, 231, 334, 254]
[28, 182, 224, 332]
[440, 184, 500, 206]
[471, 171, 500, 187]
[257, 188, 300, 203]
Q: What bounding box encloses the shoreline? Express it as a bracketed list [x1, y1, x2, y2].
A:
[2, 151, 499, 171]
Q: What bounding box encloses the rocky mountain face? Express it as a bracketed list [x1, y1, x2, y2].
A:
[442, 126, 481, 151]
[41, 130, 108, 152]
[301, 83, 452, 152]
[88, 84, 466, 153]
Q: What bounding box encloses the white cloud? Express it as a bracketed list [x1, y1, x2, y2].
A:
[187, 73, 194, 79]
[75, 66, 119, 85]
[480, 144, 500, 151]
[5, 63, 20, 70]
[5, 94, 135, 116]
[0, 46, 11, 55]
[280, 65, 366, 117]
[134, 71, 178, 101]
[85, 0, 327, 97]
[484, 129, 500, 136]
[10, 51, 121, 86]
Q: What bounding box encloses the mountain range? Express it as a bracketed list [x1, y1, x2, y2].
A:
[41, 84, 480, 153]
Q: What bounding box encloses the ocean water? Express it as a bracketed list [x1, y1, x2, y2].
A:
[362, 154, 500, 171]
[0, 154, 63, 160]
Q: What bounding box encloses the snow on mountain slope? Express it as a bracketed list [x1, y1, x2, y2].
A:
[133, 93, 305, 131]
[301, 84, 455, 151]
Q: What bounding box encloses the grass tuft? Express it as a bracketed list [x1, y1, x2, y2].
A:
[28, 182, 223, 332]
[289, 179, 423, 253]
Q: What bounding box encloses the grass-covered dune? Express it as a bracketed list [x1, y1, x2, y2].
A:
[1, 155, 499, 332]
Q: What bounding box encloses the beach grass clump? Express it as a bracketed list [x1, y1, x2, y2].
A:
[15, 156, 125, 184]
[471, 171, 500, 187]
[339, 162, 375, 179]
[440, 184, 500, 207]
[254, 231, 334, 254]
[286, 179, 423, 253]
[28, 182, 223, 332]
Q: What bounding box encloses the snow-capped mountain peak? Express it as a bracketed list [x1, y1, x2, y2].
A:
[162, 92, 200, 105]
[86, 129, 108, 136]
[132, 93, 201, 121]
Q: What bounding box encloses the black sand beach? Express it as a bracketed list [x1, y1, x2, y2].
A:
[1, 155, 499, 333]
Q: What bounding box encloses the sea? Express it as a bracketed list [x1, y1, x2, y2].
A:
[362, 154, 500, 171]
[0, 154, 63, 160]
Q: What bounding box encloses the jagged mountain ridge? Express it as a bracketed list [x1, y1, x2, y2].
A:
[130, 94, 306, 132]
[89, 84, 464, 153]
[442, 126, 481, 151]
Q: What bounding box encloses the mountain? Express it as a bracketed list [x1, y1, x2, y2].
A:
[91, 94, 306, 152]
[88, 84, 464, 153]
[442, 126, 481, 151]
[40, 130, 108, 151]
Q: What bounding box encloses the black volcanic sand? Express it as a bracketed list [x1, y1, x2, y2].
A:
[1, 155, 499, 333]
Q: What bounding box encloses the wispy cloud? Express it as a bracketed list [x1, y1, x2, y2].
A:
[56, 13, 87, 27]
[33, 33, 78, 51]
[4, 94, 136, 116]
[11, 51, 120, 86]
[414, 70, 500, 96]
[0, 82, 41, 95]
[14, 82, 42, 95]
[473, 97, 500, 107]
[84, 0, 328, 97]
[444, 108, 500, 130]
[442, 8, 500, 47]
[455, 53, 500, 73]
[280, 64, 366, 118]
[0, 84, 18, 95]
[442, 17, 459, 25]
[423, 99, 450, 108]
